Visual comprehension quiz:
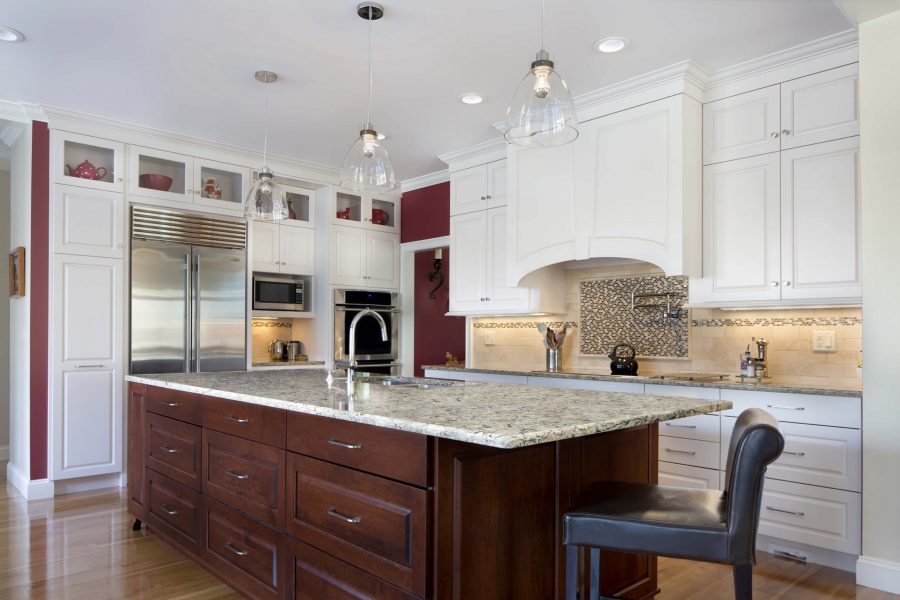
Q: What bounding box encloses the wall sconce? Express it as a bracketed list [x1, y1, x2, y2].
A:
[427, 248, 445, 299]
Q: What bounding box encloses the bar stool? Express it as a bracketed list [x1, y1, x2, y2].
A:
[563, 408, 784, 600]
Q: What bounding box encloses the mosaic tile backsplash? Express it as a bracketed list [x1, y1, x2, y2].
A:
[580, 275, 689, 358]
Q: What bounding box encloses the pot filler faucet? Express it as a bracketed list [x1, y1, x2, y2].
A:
[346, 309, 388, 389]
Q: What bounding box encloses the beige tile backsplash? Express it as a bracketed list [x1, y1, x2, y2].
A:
[471, 263, 862, 390]
[251, 319, 314, 362]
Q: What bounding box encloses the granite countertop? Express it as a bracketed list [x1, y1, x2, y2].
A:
[126, 370, 731, 449]
[251, 360, 326, 370]
[421, 365, 862, 398]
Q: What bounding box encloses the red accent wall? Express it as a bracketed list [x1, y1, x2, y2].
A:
[30, 121, 50, 480]
[400, 181, 449, 244]
[413, 248, 466, 377]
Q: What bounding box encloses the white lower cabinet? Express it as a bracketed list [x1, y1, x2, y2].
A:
[330, 224, 399, 289]
[52, 254, 124, 480]
[659, 463, 721, 491]
[658, 436, 720, 470]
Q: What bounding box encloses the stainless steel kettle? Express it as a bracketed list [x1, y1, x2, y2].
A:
[268, 339, 285, 361]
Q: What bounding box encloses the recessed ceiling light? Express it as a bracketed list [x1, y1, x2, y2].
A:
[0, 25, 25, 43]
[594, 36, 629, 53]
[459, 93, 484, 105]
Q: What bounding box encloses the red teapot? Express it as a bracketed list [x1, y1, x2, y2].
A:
[66, 160, 107, 181]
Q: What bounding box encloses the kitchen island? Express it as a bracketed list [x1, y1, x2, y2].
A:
[126, 370, 731, 600]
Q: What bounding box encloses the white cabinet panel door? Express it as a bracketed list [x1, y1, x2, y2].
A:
[703, 85, 781, 164]
[781, 64, 859, 150]
[780, 137, 861, 300]
[280, 225, 315, 276]
[331, 225, 367, 287]
[487, 161, 507, 209]
[702, 154, 781, 302]
[449, 211, 487, 313]
[450, 165, 487, 216]
[367, 229, 400, 289]
[59, 258, 120, 362]
[251, 221, 280, 273]
[59, 368, 119, 476]
[54, 185, 124, 259]
[485, 206, 529, 312]
[659, 463, 721, 490]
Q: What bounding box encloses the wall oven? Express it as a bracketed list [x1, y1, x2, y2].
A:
[334, 289, 400, 374]
[253, 273, 304, 311]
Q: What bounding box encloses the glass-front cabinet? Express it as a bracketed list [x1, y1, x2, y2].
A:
[128, 145, 192, 203]
[333, 188, 399, 232]
[282, 183, 316, 228]
[194, 158, 250, 214]
[54, 131, 125, 193]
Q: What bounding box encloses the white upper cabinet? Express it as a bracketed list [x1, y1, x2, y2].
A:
[780, 64, 859, 150]
[450, 160, 507, 216]
[251, 221, 315, 276]
[449, 211, 488, 313]
[193, 158, 250, 214]
[53, 185, 124, 259]
[281, 185, 316, 228]
[703, 86, 781, 165]
[54, 131, 125, 193]
[333, 189, 400, 232]
[129, 145, 193, 203]
[780, 137, 860, 300]
[485, 206, 529, 311]
[251, 221, 280, 272]
[330, 224, 399, 289]
[366, 229, 400, 289]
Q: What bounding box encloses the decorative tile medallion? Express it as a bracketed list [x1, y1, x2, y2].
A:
[580, 275, 689, 358]
[252, 320, 292, 328]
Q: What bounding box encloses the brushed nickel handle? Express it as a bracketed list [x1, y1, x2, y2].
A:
[162, 401, 179, 407]
[770, 281, 780, 287]
[160, 504, 178, 516]
[225, 415, 250, 424]
[782, 280, 791, 287]
[328, 438, 363, 450]
[782, 450, 806, 457]
[766, 404, 805, 411]
[665, 423, 697, 429]
[664, 448, 696, 456]
[225, 469, 249, 480]
[485, 195, 491, 200]
[225, 542, 249, 557]
[327, 507, 362, 524]
[782, 129, 791, 135]
[160, 445, 179, 454]
[766, 506, 805, 517]
[770, 132, 780, 138]
[75, 364, 104, 368]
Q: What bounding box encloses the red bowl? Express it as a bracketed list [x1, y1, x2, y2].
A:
[139, 173, 173, 192]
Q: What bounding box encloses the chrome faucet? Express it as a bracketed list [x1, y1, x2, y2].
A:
[345, 309, 388, 390]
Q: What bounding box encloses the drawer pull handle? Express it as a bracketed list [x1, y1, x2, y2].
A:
[766, 505, 805, 517]
[766, 404, 805, 411]
[328, 438, 363, 450]
[160, 504, 178, 516]
[664, 448, 696, 456]
[225, 415, 250, 424]
[162, 401, 179, 407]
[160, 445, 179, 454]
[225, 469, 250, 481]
[782, 450, 806, 457]
[665, 423, 697, 429]
[225, 542, 249, 557]
[327, 507, 362, 524]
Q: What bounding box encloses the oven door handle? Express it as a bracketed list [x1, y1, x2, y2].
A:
[334, 306, 401, 314]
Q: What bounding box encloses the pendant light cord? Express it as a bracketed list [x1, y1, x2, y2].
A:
[263, 79, 270, 167]
[540, 0, 545, 51]
[367, 5, 373, 129]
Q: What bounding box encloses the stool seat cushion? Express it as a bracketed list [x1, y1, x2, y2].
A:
[563, 482, 730, 563]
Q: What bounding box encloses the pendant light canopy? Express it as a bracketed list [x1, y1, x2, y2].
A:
[339, 2, 396, 192]
[245, 71, 289, 221]
[504, 0, 578, 147]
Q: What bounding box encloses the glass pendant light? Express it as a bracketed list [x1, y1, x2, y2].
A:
[504, 0, 578, 147]
[245, 70, 288, 221]
[339, 2, 396, 192]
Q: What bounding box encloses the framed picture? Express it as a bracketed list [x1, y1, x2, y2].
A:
[8, 247, 25, 298]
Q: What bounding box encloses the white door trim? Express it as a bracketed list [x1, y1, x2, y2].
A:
[399, 236, 450, 377]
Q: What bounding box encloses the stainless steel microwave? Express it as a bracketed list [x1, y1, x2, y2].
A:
[253, 274, 304, 311]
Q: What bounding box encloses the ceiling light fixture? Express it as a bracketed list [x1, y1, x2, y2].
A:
[339, 2, 396, 192]
[0, 25, 25, 42]
[244, 71, 288, 221]
[459, 93, 484, 105]
[594, 36, 629, 53]
[504, 0, 578, 147]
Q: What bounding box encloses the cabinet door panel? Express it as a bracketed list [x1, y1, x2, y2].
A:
[251, 221, 280, 273]
[58, 369, 118, 475]
[450, 165, 487, 216]
[703, 85, 781, 164]
[780, 137, 860, 300]
[55, 131, 125, 192]
[485, 206, 529, 311]
[449, 211, 487, 313]
[701, 154, 781, 302]
[331, 225, 367, 287]
[781, 64, 859, 149]
[487, 161, 507, 208]
[54, 186, 124, 258]
[280, 226, 315, 275]
[367, 230, 400, 289]
[128, 384, 146, 518]
[658, 463, 720, 490]
[58, 257, 120, 361]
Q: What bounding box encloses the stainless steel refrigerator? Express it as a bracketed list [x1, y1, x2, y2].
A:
[130, 206, 247, 374]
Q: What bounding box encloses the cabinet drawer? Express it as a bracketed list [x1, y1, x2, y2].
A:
[286, 412, 429, 487]
[658, 462, 721, 491]
[290, 540, 418, 600]
[286, 453, 428, 597]
[204, 497, 284, 600]
[145, 469, 202, 551]
[758, 478, 860, 554]
[146, 413, 201, 490]
[146, 386, 202, 425]
[203, 429, 286, 528]
[659, 413, 720, 443]
[719, 389, 860, 428]
[658, 436, 719, 469]
[204, 396, 286, 448]
[721, 417, 860, 491]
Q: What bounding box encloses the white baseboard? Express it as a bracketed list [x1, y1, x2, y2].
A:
[53, 473, 122, 496]
[857, 556, 900, 595]
[0, 445, 9, 461]
[6, 462, 55, 501]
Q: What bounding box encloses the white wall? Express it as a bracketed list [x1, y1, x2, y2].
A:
[0, 168, 10, 459]
[858, 9, 900, 595]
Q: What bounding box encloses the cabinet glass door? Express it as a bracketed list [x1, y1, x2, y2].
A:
[56, 131, 124, 192]
[283, 184, 316, 228]
[129, 146, 192, 202]
[195, 159, 249, 214]
[369, 195, 399, 232]
[334, 190, 364, 227]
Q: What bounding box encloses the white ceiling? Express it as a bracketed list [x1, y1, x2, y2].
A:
[0, 0, 853, 181]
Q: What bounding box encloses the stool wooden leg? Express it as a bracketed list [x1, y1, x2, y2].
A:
[733, 564, 752, 600]
[565, 545, 580, 600]
[588, 548, 601, 600]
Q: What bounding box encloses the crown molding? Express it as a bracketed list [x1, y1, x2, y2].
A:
[0, 100, 37, 125]
[400, 169, 450, 193]
[438, 137, 507, 171]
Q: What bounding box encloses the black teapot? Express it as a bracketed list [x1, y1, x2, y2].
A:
[608, 344, 639, 375]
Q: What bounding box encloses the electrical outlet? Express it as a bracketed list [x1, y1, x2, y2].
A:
[812, 330, 836, 352]
[484, 331, 496, 346]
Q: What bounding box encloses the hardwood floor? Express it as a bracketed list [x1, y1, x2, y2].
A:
[0, 463, 896, 599]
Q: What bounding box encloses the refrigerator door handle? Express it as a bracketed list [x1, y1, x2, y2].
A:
[192, 249, 200, 373]
[184, 252, 192, 373]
